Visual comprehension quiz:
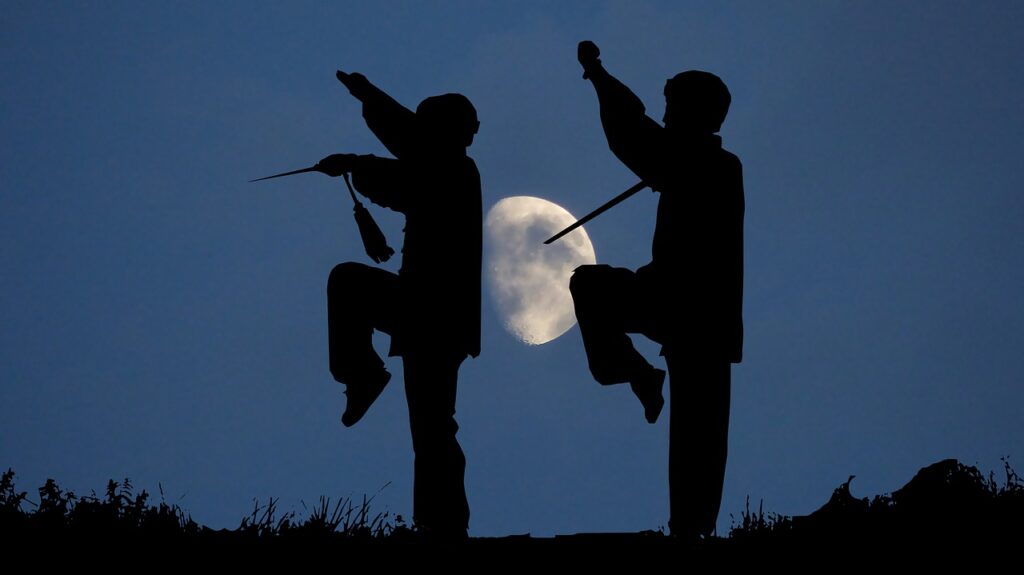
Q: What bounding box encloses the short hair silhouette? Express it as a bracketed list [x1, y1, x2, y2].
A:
[664, 70, 731, 134]
[416, 93, 480, 148]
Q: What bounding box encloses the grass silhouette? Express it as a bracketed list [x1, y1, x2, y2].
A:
[2, 458, 1020, 554]
[0, 469, 407, 547]
[725, 458, 1023, 555]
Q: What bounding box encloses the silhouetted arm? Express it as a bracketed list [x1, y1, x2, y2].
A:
[349, 155, 410, 213]
[578, 42, 668, 190]
[316, 153, 409, 213]
[337, 71, 416, 159]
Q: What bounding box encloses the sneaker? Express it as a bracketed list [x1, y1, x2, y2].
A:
[630, 367, 666, 424]
[340, 369, 391, 427]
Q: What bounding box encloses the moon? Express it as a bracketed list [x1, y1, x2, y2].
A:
[485, 196, 597, 345]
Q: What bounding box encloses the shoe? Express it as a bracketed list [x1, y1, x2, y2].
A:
[341, 369, 391, 427]
[630, 367, 665, 424]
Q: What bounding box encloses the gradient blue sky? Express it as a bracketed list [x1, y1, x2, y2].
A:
[2, 1, 1022, 536]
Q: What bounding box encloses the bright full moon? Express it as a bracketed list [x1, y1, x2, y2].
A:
[485, 196, 597, 345]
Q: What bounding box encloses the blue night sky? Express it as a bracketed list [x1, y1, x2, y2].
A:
[2, 2, 1022, 536]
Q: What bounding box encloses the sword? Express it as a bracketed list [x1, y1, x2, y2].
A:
[248, 165, 322, 182]
[249, 162, 395, 264]
[544, 181, 648, 244]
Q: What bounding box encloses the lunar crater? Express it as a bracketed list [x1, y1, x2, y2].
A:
[484, 196, 597, 345]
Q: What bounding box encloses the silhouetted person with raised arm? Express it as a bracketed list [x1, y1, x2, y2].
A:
[569, 41, 743, 539]
[317, 70, 481, 538]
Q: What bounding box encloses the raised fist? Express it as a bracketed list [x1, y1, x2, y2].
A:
[336, 70, 371, 98]
[577, 41, 602, 79]
[578, 40, 600, 66]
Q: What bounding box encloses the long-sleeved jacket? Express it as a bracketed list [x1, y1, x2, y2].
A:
[589, 65, 744, 363]
[347, 82, 482, 360]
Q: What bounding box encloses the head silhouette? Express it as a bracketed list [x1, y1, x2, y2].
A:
[663, 70, 731, 135]
[416, 93, 479, 152]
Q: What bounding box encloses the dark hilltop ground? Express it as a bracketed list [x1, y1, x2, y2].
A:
[2, 459, 1020, 559]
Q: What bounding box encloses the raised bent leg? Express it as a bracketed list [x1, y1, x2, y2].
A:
[569, 264, 656, 386]
[326, 261, 399, 384]
[327, 262, 398, 426]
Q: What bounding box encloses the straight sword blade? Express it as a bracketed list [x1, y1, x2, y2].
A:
[249, 165, 320, 183]
[544, 181, 648, 244]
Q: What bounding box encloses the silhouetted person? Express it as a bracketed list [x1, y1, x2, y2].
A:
[569, 41, 743, 539]
[318, 70, 481, 538]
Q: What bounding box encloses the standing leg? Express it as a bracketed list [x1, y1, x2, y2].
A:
[570, 264, 665, 422]
[327, 262, 398, 426]
[403, 352, 469, 537]
[666, 354, 731, 538]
